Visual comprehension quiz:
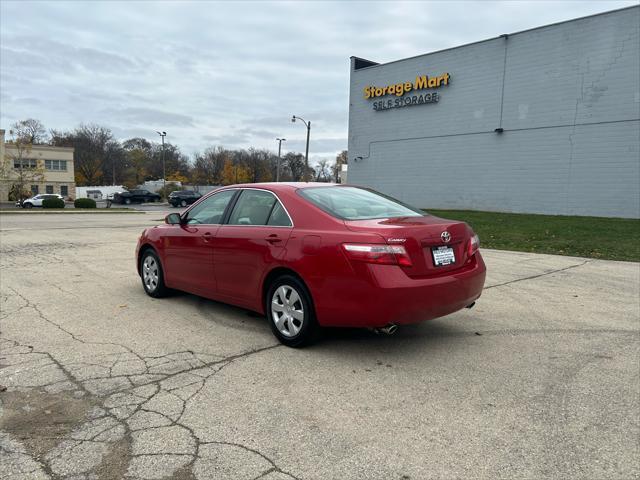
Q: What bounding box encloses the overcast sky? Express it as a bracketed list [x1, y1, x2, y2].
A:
[1, 0, 636, 164]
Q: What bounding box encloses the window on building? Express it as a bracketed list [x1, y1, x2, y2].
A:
[44, 160, 67, 171]
[14, 159, 37, 169]
[31, 185, 39, 195]
[46, 185, 54, 194]
[60, 186, 68, 197]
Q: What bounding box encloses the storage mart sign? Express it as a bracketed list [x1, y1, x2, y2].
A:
[363, 73, 451, 111]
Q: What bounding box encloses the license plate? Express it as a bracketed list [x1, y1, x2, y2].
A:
[432, 246, 456, 266]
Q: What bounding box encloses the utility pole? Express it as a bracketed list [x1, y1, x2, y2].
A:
[291, 116, 311, 181]
[276, 138, 286, 182]
[156, 131, 166, 199]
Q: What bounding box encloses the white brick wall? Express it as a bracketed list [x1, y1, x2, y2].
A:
[348, 6, 640, 218]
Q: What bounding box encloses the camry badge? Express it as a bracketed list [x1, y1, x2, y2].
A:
[441, 231, 451, 243]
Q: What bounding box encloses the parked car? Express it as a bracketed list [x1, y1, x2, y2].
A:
[169, 190, 202, 207]
[112, 189, 161, 204]
[136, 183, 486, 347]
[17, 194, 65, 208]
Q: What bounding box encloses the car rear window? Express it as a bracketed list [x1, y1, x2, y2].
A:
[299, 186, 424, 220]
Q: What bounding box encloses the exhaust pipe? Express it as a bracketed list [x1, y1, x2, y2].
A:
[373, 324, 398, 335]
[466, 302, 476, 309]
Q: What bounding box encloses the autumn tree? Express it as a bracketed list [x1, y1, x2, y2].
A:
[192, 146, 228, 185]
[221, 159, 251, 185]
[238, 148, 274, 183]
[124, 148, 149, 188]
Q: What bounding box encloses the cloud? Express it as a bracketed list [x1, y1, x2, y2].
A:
[99, 107, 194, 127]
[1, 0, 636, 159]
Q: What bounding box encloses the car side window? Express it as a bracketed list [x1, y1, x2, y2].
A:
[227, 190, 277, 226]
[185, 190, 235, 225]
[267, 201, 292, 227]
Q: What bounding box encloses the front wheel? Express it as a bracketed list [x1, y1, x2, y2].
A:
[180, 200, 187, 207]
[24, 202, 33, 209]
[125, 198, 131, 205]
[140, 250, 169, 298]
[266, 275, 319, 347]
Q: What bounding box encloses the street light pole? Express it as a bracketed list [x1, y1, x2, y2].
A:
[276, 138, 286, 182]
[156, 131, 166, 199]
[291, 116, 311, 182]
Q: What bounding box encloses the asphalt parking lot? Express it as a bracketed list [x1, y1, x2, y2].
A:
[1, 213, 638, 480]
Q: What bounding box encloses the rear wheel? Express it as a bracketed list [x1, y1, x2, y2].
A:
[266, 275, 319, 347]
[140, 250, 169, 298]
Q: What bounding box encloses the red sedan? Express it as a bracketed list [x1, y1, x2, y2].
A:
[136, 183, 486, 347]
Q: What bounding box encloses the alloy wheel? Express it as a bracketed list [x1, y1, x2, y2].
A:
[142, 255, 159, 292]
[271, 285, 305, 337]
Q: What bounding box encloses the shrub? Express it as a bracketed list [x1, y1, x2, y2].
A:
[42, 198, 65, 209]
[74, 198, 97, 209]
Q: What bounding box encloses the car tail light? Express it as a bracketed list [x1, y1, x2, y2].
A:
[467, 234, 480, 257]
[342, 243, 413, 267]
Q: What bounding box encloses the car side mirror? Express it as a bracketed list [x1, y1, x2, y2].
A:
[165, 213, 182, 225]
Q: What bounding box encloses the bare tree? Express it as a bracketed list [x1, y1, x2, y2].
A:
[314, 159, 332, 182]
[2, 139, 45, 202]
[12, 119, 48, 144]
[332, 150, 347, 183]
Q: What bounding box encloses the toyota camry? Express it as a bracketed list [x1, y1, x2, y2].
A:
[136, 183, 486, 347]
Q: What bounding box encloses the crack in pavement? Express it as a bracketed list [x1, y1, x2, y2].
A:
[483, 260, 590, 290]
[1, 285, 297, 479]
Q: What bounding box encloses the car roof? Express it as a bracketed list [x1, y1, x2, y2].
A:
[218, 182, 340, 193]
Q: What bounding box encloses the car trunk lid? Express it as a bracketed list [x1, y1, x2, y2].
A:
[344, 215, 472, 277]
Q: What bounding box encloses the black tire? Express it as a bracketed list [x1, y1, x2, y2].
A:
[139, 249, 169, 298]
[266, 275, 319, 347]
[125, 198, 131, 205]
[24, 202, 33, 209]
[180, 200, 187, 207]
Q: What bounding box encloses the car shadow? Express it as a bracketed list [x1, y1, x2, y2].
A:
[169, 291, 479, 357]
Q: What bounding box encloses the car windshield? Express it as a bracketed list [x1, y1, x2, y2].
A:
[299, 186, 424, 220]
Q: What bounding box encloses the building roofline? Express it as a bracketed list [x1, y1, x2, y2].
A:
[4, 143, 75, 152]
[351, 4, 638, 72]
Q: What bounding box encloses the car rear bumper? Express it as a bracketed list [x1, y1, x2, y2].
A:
[315, 252, 486, 328]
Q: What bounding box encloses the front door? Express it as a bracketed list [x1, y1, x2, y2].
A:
[163, 189, 237, 297]
[214, 189, 293, 310]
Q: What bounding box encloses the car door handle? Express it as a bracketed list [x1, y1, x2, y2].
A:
[203, 232, 213, 242]
[265, 234, 282, 244]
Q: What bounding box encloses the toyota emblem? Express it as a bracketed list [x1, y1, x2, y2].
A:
[441, 231, 451, 243]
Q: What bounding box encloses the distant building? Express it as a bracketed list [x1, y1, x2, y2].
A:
[0, 129, 76, 202]
[339, 164, 348, 184]
[348, 6, 640, 218]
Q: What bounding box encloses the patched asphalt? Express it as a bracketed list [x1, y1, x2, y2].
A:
[1, 212, 638, 479]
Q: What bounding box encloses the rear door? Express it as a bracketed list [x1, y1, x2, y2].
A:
[213, 189, 293, 308]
